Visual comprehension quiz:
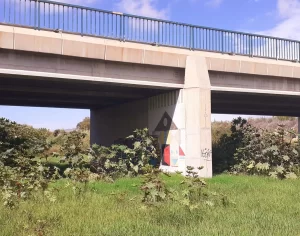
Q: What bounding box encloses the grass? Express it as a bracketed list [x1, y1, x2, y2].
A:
[1, 175, 300, 236]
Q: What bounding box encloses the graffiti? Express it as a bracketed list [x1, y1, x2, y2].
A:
[201, 148, 212, 159]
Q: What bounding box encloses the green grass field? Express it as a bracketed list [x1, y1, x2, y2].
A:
[1, 175, 300, 236]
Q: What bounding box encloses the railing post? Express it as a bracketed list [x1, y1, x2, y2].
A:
[3, 0, 6, 23]
[276, 39, 278, 60]
[34, 0, 37, 29]
[190, 26, 194, 50]
[14, 0, 16, 24]
[81, 8, 83, 36]
[38, 0, 40, 30]
[9, 0, 11, 23]
[221, 31, 224, 53]
[250, 35, 253, 57]
[278, 40, 281, 60]
[158, 21, 160, 45]
[123, 15, 126, 41]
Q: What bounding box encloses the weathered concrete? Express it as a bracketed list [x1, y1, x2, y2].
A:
[183, 56, 212, 177]
[0, 50, 184, 88]
[2, 24, 300, 80]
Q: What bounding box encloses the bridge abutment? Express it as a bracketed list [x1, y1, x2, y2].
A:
[90, 56, 212, 177]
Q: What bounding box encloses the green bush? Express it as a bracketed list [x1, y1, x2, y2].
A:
[89, 128, 159, 179]
[232, 124, 300, 179]
[0, 118, 58, 207]
[212, 117, 247, 173]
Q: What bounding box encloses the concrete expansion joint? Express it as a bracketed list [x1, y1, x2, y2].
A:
[104, 45, 107, 60]
[142, 49, 145, 64]
[12, 26, 15, 50]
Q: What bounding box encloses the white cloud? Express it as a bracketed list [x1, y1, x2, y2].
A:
[115, 0, 169, 19]
[257, 0, 300, 40]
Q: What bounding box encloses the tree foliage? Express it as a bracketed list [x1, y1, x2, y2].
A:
[212, 117, 247, 173]
[0, 118, 57, 207]
[76, 117, 90, 131]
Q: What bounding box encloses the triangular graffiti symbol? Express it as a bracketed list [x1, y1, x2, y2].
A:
[179, 146, 185, 156]
[155, 112, 178, 132]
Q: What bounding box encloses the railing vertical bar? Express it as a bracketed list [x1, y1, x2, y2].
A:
[34, 0, 37, 28]
[75, 7, 77, 33]
[175, 23, 177, 46]
[123, 15, 126, 41]
[104, 13, 106, 37]
[81, 8, 83, 35]
[71, 7, 73, 32]
[86, 9, 88, 35]
[95, 11, 97, 35]
[24, 0, 27, 25]
[9, 0, 11, 23]
[53, 3, 55, 29]
[48, 3, 50, 28]
[158, 21, 160, 45]
[13, 0, 15, 24]
[99, 11, 101, 36]
[130, 16, 132, 40]
[91, 10, 93, 35]
[62, 6, 65, 31]
[58, 4, 60, 30]
[43, 2, 45, 28]
[138, 17, 141, 41]
[111, 13, 113, 37]
[67, 6, 69, 31]
[283, 41, 285, 60]
[4, 0, 6, 23]
[19, 0, 21, 24]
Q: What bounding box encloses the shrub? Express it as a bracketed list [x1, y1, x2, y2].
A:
[212, 117, 247, 173]
[89, 128, 159, 179]
[232, 124, 300, 179]
[0, 118, 58, 207]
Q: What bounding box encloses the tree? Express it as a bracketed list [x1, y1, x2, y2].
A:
[76, 117, 90, 131]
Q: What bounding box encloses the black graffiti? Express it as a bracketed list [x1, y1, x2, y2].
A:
[201, 149, 212, 159]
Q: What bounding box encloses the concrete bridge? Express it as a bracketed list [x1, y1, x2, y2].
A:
[2, 1, 300, 176]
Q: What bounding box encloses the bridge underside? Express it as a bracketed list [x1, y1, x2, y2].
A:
[212, 91, 300, 117]
[0, 74, 171, 109]
[2, 73, 300, 118]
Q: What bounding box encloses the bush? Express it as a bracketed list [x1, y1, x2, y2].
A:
[232, 125, 300, 179]
[0, 118, 58, 207]
[212, 117, 247, 173]
[89, 128, 159, 179]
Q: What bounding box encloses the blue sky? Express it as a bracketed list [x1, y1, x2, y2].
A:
[1, 0, 299, 130]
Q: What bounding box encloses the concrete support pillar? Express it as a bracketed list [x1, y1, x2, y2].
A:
[90, 55, 212, 177]
[183, 56, 212, 177]
[148, 55, 212, 177]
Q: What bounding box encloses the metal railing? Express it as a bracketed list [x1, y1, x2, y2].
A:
[1, 0, 300, 62]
